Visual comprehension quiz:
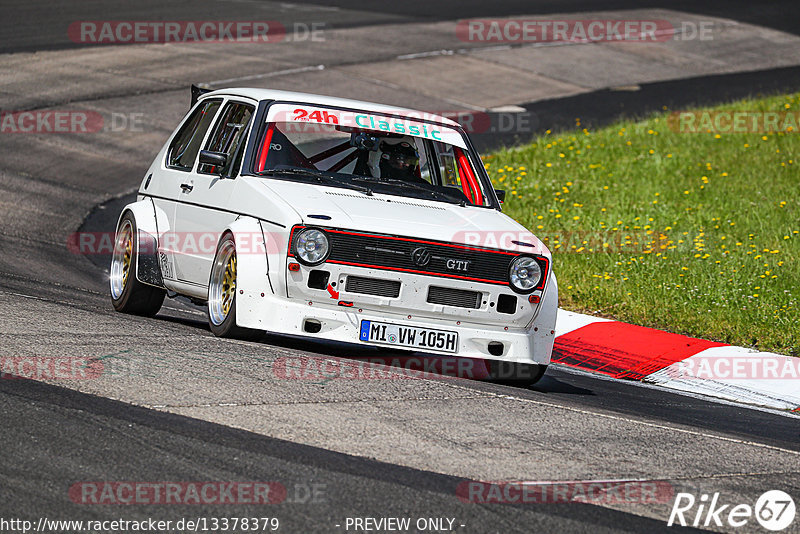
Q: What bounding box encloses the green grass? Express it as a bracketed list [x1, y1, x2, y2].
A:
[486, 93, 799, 355]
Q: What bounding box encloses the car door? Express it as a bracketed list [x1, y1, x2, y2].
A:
[153, 98, 222, 284]
[172, 98, 256, 287]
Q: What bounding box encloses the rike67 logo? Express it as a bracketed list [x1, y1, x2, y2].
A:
[668, 490, 796, 531]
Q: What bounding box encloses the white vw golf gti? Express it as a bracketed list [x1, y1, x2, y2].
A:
[110, 87, 557, 383]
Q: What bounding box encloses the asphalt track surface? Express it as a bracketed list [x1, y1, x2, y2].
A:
[2, 0, 799, 53]
[1, 1, 800, 533]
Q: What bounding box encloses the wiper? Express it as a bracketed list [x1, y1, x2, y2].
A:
[258, 167, 373, 196]
[352, 176, 466, 206]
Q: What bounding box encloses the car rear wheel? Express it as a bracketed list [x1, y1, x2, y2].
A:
[207, 234, 262, 340]
[110, 213, 166, 316]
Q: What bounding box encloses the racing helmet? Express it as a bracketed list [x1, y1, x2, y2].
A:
[379, 140, 419, 170]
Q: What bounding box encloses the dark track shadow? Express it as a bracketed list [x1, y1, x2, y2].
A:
[152, 312, 209, 331]
[0, 376, 700, 533]
[5, 0, 799, 53]
[300, 0, 800, 38]
[526, 373, 594, 395]
[472, 65, 800, 151]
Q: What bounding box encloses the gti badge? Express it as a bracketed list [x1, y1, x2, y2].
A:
[446, 259, 471, 272]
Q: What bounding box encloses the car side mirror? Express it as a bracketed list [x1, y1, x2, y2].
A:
[199, 150, 227, 175]
[494, 189, 506, 203]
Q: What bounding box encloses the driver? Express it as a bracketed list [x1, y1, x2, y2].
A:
[376, 139, 422, 182]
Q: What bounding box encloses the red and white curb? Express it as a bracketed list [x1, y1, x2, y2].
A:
[553, 310, 800, 412]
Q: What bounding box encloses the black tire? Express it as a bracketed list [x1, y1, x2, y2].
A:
[110, 213, 166, 316]
[486, 361, 548, 387]
[207, 233, 263, 341]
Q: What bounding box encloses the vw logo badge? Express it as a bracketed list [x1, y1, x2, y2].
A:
[411, 247, 432, 267]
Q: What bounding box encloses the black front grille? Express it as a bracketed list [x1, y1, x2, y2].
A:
[427, 286, 482, 309]
[345, 275, 401, 298]
[324, 229, 520, 285]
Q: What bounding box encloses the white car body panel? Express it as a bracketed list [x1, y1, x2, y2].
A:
[209, 88, 461, 128]
[256, 179, 548, 255]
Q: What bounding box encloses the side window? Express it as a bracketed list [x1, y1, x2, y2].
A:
[198, 101, 255, 177]
[166, 99, 222, 171]
[432, 141, 489, 206]
[433, 141, 462, 188]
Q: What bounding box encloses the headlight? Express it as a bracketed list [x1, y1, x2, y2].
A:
[294, 228, 330, 265]
[509, 256, 543, 292]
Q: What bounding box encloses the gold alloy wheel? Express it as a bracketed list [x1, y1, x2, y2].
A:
[122, 232, 132, 287]
[208, 238, 237, 326]
[110, 219, 133, 300]
[221, 253, 236, 317]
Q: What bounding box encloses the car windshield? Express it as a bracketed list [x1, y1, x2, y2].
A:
[251, 104, 493, 207]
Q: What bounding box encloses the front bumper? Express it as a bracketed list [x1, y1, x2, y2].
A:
[236, 272, 558, 365]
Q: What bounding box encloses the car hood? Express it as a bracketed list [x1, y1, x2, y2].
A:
[254, 179, 550, 257]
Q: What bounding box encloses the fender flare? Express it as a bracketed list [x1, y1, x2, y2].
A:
[116, 198, 166, 288]
[528, 271, 557, 365]
[221, 216, 273, 330]
[538, 271, 558, 332]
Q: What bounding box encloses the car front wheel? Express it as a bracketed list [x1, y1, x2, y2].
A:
[207, 233, 262, 340]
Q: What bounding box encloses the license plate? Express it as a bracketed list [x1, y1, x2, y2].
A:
[359, 320, 458, 353]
